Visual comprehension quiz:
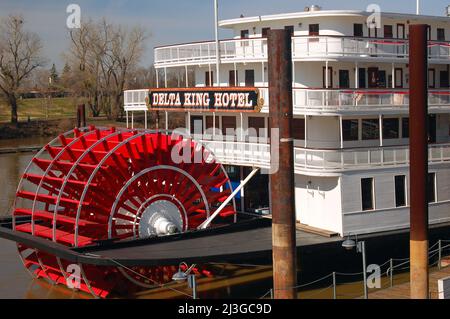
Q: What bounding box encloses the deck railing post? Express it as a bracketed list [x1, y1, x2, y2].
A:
[390, 258, 394, 287]
[438, 240, 442, 270]
[332, 272, 337, 299]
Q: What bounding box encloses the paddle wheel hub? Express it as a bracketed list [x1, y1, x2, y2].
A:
[12, 127, 237, 298]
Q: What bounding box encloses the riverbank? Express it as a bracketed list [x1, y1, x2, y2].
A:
[0, 117, 124, 140]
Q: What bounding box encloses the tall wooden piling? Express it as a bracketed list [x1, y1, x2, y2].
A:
[268, 29, 297, 299]
[409, 24, 429, 299]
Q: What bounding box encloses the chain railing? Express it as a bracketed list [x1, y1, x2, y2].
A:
[258, 239, 450, 299]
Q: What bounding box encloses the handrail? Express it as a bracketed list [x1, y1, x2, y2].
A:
[198, 140, 450, 172]
[154, 35, 450, 66]
[154, 35, 450, 50]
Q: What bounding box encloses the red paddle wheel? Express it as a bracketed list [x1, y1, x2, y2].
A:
[12, 127, 236, 298]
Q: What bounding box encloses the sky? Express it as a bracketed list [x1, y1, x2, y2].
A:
[0, 0, 449, 71]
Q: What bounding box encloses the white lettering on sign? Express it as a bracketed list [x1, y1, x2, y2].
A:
[149, 90, 261, 111]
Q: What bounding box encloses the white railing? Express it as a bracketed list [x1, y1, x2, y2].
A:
[124, 89, 149, 111]
[154, 36, 450, 66]
[199, 140, 450, 172]
[123, 88, 450, 113]
[255, 87, 450, 111]
[155, 38, 268, 66]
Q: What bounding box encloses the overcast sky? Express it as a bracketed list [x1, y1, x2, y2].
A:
[0, 0, 449, 71]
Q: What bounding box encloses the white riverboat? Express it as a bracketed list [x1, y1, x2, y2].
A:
[124, 5, 450, 237]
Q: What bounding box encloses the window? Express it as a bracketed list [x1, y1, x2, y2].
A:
[309, 24, 319, 36]
[339, 70, 350, 88]
[384, 25, 393, 38]
[429, 69, 436, 88]
[222, 116, 237, 136]
[361, 178, 375, 211]
[343, 119, 359, 141]
[205, 71, 213, 87]
[248, 117, 266, 139]
[440, 70, 449, 88]
[429, 114, 437, 144]
[245, 70, 255, 87]
[293, 118, 305, 140]
[229, 70, 238, 87]
[240, 30, 249, 39]
[428, 173, 436, 203]
[402, 118, 409, 138]
[190, 116, 203, 135]
[285, 25, 294, 36]
[437, 28, 446, 41]
[262, 27, 271, 37]
[205, 116, 214, 130]
[354, 24, 364, 37]
[362, 119, 379, 140]
[397, 24, 405, 39]
[378, 70, 387, 88]
[358, 68, 367, 88]
[395, 68, 404, 88]
[395, 175, 407, 207]
[383, 118, 400, 139]
[368, 67, 379, 88]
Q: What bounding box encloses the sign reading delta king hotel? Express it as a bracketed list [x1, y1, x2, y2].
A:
[147, 87, 264, 112]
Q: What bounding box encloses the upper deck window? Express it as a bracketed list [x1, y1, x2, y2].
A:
[342, 119, 359, 141]
[248, 117, 266, 139]
[262, 27, 271, 38]
[309, 24, 319, 36]
[384, 25, 393, 38]
[241, 30, 249, 39]
[245, 70, 255, 87]
[229, 70, 238, 87]
[354, 24, 363, 37]
[285, 26, 294, 36]
[205, 71, 214, 87]
[437, 28, 446, 41]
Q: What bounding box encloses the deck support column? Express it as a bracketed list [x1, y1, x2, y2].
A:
[268, 29, 297, 300]
[409, 24, 429, 300]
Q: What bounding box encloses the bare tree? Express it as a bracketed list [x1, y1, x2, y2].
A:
[0, 15, 46, 124]
[65, 19, 148, 120]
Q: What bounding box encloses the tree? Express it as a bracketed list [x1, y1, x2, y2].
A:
[0, 15, 46, 124]
[66, 19, 148, 119]
[50, 63, 58, 86]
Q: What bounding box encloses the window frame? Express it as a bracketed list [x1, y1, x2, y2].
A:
[362, 118, 380, 141]
[309, 24, 319, 36]
[361, 177, 375, 211]
[394, 175, 407, 208]
[342, 119, 359, 141]
[383, 118, 400, 140]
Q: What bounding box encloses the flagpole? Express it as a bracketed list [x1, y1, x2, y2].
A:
[214, 0, 221, 87]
